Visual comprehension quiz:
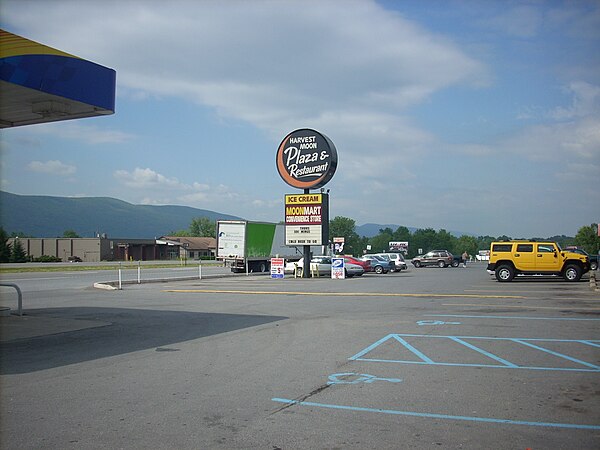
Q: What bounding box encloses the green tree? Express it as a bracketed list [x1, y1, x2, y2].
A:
[574, 224, 600, 255]
[433, 229, 455, 251]
[10, 238, 28, 262]
[9, 231, 33, 238]
[329, 216, 361, 254]
[410, 228, 437, 257]
[189, 217, 216, 237]
[62, 229, 80, 238]
[392, 226, 411, 242]
[476, 235, 495, 251]
[0, 227, 11, 263]
[454, 235, 478, 258]
[369, 229, 393, 253]
[170, 229, 192, 237]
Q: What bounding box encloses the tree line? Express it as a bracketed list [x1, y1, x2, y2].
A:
[327, 216, 600, 259]
[2, 219, 598, 263]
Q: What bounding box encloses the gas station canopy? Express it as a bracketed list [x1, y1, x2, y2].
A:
[0, 29, 116, 128]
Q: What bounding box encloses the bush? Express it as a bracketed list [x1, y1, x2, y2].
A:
[33, 255, 62, 263]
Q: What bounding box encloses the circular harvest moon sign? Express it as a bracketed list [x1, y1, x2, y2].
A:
[276, 128, 338, 190]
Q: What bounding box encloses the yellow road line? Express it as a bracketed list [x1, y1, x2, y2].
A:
[465, 289, 593, 294]
[163, 289, 525, 299]
[444, 303, 600, 311]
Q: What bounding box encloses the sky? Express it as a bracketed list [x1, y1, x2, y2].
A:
[1, 0, 599, 238]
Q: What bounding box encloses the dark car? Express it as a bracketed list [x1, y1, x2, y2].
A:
[565, 248, 598, 271]
[411, 250, 453, 268]
[451, 254, 464, 267]
[67, 256, 82, 262]
[360, 255, 394, 274]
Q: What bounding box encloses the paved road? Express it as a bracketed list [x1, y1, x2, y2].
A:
[1, 263, 598, 449]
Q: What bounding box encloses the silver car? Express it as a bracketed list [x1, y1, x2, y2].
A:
[285, 256, 365, 277]
[374, 253, 407, 271]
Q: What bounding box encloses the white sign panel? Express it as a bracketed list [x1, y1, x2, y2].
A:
[284, 193, 328, 246]
[216, 221, 246, 258]
[285, 225, 323, 245]
[271, 257, 285, 278]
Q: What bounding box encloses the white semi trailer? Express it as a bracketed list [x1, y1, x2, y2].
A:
[216, 220, 306, 273]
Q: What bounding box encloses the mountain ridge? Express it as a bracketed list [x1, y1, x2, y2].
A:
[0, 191, 474, 238]
[0, 191, 241, 238]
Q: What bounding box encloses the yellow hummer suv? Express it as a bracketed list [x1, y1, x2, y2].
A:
[486, 241, 590, 282]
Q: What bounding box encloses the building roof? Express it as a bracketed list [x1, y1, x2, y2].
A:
[0, 29, 116, 128]
[161, 236, 216, 250]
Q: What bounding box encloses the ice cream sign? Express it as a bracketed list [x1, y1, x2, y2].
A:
[284, 193, 329, 246]
[276, 128, 338, 189]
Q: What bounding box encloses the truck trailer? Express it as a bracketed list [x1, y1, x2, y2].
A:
[216, 220, 304, 273]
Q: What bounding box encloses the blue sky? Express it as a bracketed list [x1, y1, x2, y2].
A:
[1, 0, 598, 238]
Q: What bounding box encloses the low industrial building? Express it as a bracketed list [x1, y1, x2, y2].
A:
[6, 237, 208, 262]
[159, 236, 216, 260]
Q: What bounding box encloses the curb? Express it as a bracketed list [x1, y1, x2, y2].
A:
[92, 272, 268, 290]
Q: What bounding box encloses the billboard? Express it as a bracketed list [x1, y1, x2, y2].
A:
[285, 193, 329, 246]
[389, 241, 409, 252]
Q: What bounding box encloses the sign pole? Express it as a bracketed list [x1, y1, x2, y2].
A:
[276, 128, 337, 280]
[302, 188, 311, 278]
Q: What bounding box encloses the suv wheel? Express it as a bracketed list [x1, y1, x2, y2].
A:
[374, 265, 384, 274]
[451, 260, 459, 267]
[413, 261, 421, 268]
[591, 261, 598, 271]
[438, 260, 446, 268]
[495, 264, 514, 282]
[563, 264, 582, 282]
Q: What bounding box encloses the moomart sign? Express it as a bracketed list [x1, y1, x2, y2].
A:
[276, 128, 338, 190]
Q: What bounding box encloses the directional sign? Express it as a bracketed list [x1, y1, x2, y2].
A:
[332, 257, 345, 279]
[271, 257, 285, 279]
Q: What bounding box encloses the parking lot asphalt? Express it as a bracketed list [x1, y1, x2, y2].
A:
[1, 264, 599, 449]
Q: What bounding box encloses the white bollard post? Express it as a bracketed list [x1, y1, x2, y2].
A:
[138, 261, 141, 284]
[118, 262, 122, 290]
[199, 262, 202, 280]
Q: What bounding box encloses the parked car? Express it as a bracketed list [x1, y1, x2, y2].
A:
[374, 253, 407, 271]
[451, 254, 466, 267]
[565, 248, 598, 271]
[411, 250, 453, 268]
[344, 255, 372, 273]
[284, 256, 365, 277]
[487, 241, 589, 282]
[360, 255, 394, 274]
[67, 256, 82, 262]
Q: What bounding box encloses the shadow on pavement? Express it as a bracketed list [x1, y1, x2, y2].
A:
[0, 307, 287, 375]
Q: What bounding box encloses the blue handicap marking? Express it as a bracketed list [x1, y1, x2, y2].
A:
[327, 372, 403, 385]
[417, 320, 461, 326]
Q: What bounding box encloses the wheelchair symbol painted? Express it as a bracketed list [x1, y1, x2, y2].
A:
[327, 373, 402, 385]
[417, 320, 461, 326]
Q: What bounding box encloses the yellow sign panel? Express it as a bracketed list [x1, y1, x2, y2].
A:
[285, 194, 322, 205]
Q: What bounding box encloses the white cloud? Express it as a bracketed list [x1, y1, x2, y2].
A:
[550, 81, 600, 120]
[502, 117, 600, 162]
[113, 167, 245, 210]
[2, 0, 487, 140]
[27, 160, 76, 176]
[113, 167, 184, 189]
